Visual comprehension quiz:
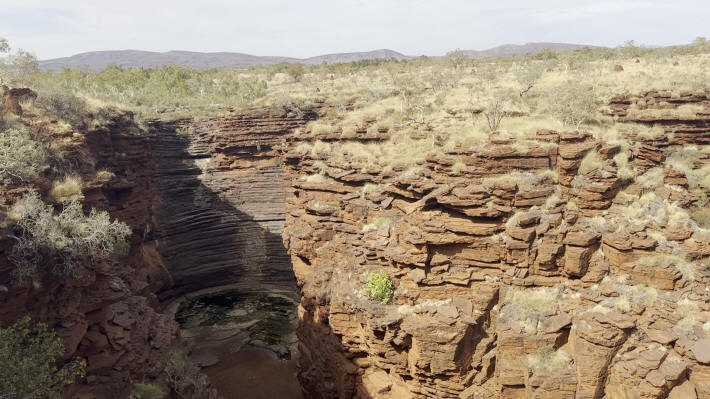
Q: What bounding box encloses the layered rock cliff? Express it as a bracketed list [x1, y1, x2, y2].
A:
[3, 89, 709, 399]
[0, 111, 177, 398]
[281, 91, 710, 398]
[148, 106, 317, 299]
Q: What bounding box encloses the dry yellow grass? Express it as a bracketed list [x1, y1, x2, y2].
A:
[272, 50, 709, 170]
[50, 176, 83, 203]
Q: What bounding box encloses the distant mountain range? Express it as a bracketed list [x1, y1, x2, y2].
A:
[38, 43, 598, 71]
[38, 49, 411, 71]
[460, 42, 596, 58]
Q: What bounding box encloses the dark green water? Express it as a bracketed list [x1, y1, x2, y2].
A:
[175, 290, 297, 359]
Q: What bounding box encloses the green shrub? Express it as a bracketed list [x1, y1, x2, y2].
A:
[362, 217, 392, 233]
[0, 126, 48, 186]
[34, 89, 88, 128]
[133, 382, 164, 399]
[364, 271, 394, 304]
[0, 316, 86, 399]
[8, 192, 132, 280]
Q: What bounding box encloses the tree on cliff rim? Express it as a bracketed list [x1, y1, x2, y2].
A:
[0, 316, 86, 399]
[0, 37, 39, 86]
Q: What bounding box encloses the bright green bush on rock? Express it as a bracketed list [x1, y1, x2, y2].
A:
[0, 316, 86, 399]
[364, 271, 394, 304]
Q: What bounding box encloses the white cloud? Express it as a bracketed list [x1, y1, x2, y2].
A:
[0, 0, 707, 59]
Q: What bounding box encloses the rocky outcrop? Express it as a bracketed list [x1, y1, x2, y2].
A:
[281, 92, 710, 398]
[0, 111, 177, 398]
[0, 86, 36, 116]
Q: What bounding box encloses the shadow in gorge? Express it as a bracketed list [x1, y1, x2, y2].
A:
[147, 120, 302, 399]
[149, 119, 297, 300]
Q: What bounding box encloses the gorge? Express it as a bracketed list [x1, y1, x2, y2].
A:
[2, 61, 710, 399]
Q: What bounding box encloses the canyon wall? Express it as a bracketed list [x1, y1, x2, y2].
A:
[0, 111, 177, 398]
[0, 104, 315, 397]
[281, 92, 710, 398]
[148, 106, 317, 299]
[3, 91, 709, 399]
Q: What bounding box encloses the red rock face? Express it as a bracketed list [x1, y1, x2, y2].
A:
[0, 111, 177, 398]
[0, 87, 36, 116]
[281, 92, 710, 398]
[2, 92, 709, 398]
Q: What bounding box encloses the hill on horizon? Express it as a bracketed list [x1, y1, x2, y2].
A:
[38, 49, 412, 71]
[38, 42, 599, 71]
[460, 42, 597, 57]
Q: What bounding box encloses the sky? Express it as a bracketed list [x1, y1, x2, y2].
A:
[1, 0, 708, 60]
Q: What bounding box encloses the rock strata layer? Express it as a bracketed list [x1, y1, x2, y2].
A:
[281, 92, 710, 398]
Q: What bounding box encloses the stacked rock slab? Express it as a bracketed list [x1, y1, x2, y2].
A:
[281, 92, 710, 398]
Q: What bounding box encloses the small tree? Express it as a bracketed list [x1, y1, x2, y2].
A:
[0, 38, 9, 54]
[484, 89, 515, 132]
[515, 62, 546, 97]
[364, 271, 394, 304]
[445, 49, 468, 70]
[548, 82, 597, 129]
[0, 316, 86, 399]
[284, 63, 305, 82]
[0, 38, 39, 86]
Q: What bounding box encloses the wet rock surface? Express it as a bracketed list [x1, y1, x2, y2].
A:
[172, 289, 301, 399]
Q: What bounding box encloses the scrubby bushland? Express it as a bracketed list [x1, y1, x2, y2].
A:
[364, 271, 394, 304]
[33, 89, 89, 128]
[0, 316, 86, 399]
[7, 192, 132, 281]
[0, 126, 48, 186]
[33, 64, 269, 113]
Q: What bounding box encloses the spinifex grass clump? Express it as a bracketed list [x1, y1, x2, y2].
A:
[364, 271, 394, 304]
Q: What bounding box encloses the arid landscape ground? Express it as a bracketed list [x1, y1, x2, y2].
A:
[1, 13, 710, 399]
